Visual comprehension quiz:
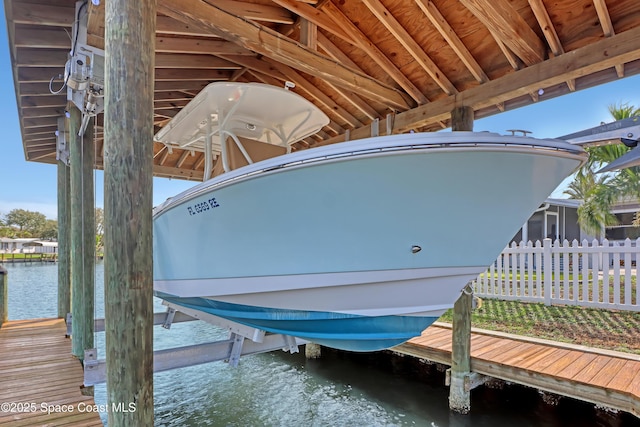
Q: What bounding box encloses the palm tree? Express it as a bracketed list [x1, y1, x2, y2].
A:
[564, 102, 640, 237]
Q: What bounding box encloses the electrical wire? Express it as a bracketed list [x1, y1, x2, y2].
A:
[48, 1, 88, 95]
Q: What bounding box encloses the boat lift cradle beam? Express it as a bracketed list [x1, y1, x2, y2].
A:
[559, 116, 640, 172]
[77, 304, 303, 386]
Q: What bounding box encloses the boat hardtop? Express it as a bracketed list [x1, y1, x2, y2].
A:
[154, 82, 330, 180]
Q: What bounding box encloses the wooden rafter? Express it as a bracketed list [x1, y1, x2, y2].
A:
[7, 0, 640, 178]
[320, 1, 427, 105]
[317, 33, 383, 120]
[528, 0, 575, 91]
[208, 0, 295, 24]
[156, 0, 412, 110]
[154, 54, 241, 69]
[300, 19, 318, 50]
[362, 0, 457, 95]
[265, 58, 362, 128]
[414, 0, 488, 84]
[321, 24, 640, 143]
[461, 0, 545, 66]
[271, 0, 352, 43]
[155, 37, 254, 56]
[593, 0, 624, 77]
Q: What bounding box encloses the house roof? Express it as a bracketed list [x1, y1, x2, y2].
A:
[545, 198, 583, 209]
[5, 0, 640, 180]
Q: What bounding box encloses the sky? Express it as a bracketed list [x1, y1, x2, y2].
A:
[1, 6, 639, 220]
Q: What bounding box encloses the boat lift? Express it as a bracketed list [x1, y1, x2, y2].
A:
[559, 116, 640, 172]
[70, 304, 304, 387]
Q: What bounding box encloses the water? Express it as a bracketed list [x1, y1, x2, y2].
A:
[3, 262, 640, 427]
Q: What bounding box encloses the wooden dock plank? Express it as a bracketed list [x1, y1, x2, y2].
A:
[471, 339, 524, 360]
[570, 355, 614, 383]
[589, 357, 632, 388]
[513, 346, 560, 370]
[606, 360, 640, 391]
[523, 348, 568, 372]
[495, 342, 546, 365]
[0, 318, 103, 426]
[393, 323, 640, 417]
[543, 349, 585, 376]
[626, 368, 640, 396]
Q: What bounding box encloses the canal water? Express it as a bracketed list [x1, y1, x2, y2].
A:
[4, 261, 640, 427]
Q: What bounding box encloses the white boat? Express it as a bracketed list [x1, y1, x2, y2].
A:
[153, 82, 587, 352]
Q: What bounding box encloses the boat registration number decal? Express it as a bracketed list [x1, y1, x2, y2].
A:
[187, 197, 220, 216]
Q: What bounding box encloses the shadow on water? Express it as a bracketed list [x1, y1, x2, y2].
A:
[5, 262, 640, 426]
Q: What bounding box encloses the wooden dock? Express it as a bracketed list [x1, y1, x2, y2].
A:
[394, 322, 640, 417]
[0, 318, 103, 426]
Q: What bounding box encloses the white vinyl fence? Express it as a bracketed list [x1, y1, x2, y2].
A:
[474, 238, 639, 312]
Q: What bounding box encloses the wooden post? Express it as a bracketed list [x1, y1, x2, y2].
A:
[449, 283, 473, 414]
[0, 266, 7, 328]
[104, 1, 155, 425]
[57, 157, 71, 319]
[69, 107, 95, 359]
[543, 238, 552, 305]
[451, 106, 474, 131]
[305, 343, 322, 359]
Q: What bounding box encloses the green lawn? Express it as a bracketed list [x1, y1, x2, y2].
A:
[438, 298, 640, 355]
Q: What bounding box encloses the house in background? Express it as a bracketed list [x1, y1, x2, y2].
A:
[607, 199, 640, 241]
[0, 237, 39, 253]
[0, 237, 57, 253]
[511, 198, 639, 244]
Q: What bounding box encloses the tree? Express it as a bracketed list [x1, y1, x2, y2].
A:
[39, 220, 58, 240]
[4, 209, 47, 235]
[565, 102, 640, 237]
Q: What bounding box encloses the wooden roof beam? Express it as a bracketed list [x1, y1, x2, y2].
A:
[156, 0, 411, 110]
[154, 69, 231, 81]
[528, 0, 575, 91]
[154, 81, 209, 92]
[414, 0, 488, 84]
[209, 0, 295, 24]
[461, 0, 545, 66]
[317, 33, 381, 121]
[86, 1, 294, 48]
[300, 19, 317, 50]
[320, 1, 427, 105]
[155, 37, 254, 56]
[362, 0, 457, 95]
[175, 149, 192, 169]
[318, 81, 380, 123]
[152, 164, 204, 181]
[265, 58, 362, 129]
[270, 0, 352, 43]
[320, 24, 640, 144]
[155, 53, 241, 69]
[593, 0, 624, 78]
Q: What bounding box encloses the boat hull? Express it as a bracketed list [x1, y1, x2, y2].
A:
[153, 132, 586, 351]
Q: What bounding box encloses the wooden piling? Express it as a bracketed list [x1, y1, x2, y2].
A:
[0, 266, 7, 328]
[451, 106, 474, 131]
[448, 106, 474, 412]
[449, 284, 473, 413]
[57, 156, 71, 319]
[305, 343, 322, 359]
[69, 107, 95, 359]
[103, 0, 156, 425]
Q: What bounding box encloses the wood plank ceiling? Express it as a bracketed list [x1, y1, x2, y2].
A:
[5, 0, 640, 181]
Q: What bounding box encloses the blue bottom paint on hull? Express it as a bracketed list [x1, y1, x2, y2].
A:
[156, 293, 438, 352]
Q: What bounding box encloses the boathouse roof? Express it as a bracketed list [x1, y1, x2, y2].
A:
[4, 0, 640, 180]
